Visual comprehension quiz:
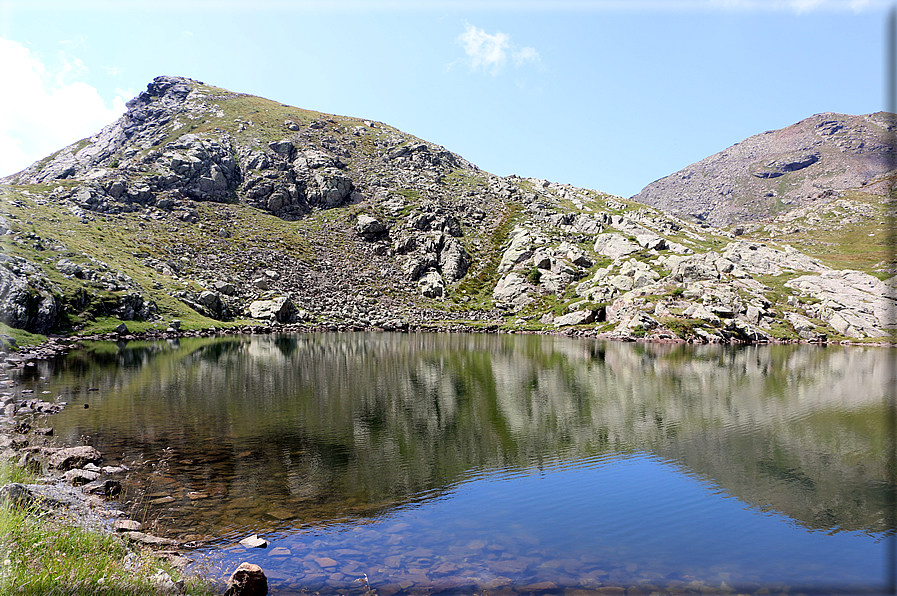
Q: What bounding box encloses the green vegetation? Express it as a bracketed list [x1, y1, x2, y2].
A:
[456, 201, 525, 305]
[0, 460, 216, 595]
[0, 323, 47, 348]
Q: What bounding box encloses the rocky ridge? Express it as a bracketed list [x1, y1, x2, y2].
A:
[0, 76, 894, 348]
[631, 112, 896, 226]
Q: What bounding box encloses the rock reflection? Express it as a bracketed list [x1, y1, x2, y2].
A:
[31, 333, 894, 541]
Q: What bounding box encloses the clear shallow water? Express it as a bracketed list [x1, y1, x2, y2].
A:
[12, 333, 895, 595]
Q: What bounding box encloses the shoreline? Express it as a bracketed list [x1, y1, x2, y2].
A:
[5, 321, 894, 369]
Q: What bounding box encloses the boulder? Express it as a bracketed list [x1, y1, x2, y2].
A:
[438, 237, 470, 281]
[225, 562, 268, 596]
[497, 228, 535, 273]
[49, 446, 102, 471]
[248, 297, 295, 323]
[493, 273, 534, 311]
[419, 271, 445, 298]
[82, 479, 122, 496]
[0, 483, 34, 509]
[355, 215, 386, 240]
[56, 259, 84, 278]
[212, 281, 235, 296]
[553, 309, 597, 327]
[114, 519, 144, 532]
[722, 241, 826, 276]
[405, 254, 437, 281]
[0, 256, 61, 334]
[667, 253, 721, 283]
[593, 234, 640, 259]
[63, 469, 100, 486]
[785, 270, 895, 338]
[197, 290, 230, 320]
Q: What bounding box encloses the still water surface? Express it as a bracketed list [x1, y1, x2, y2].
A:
[16, 333, 895, 595]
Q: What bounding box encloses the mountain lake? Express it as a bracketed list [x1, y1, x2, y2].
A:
[11, 332, 894, 595]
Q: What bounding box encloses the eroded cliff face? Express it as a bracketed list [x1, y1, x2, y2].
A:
[0, 76, 894, 344]
[630, 112, 896, 226]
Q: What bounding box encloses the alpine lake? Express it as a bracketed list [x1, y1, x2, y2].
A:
[11, 332, 895, 595]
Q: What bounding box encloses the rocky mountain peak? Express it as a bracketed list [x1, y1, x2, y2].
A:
[630, 111, 896, 226]
[0, 77, 894, 346]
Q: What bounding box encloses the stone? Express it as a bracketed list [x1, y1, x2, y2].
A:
[212, 281, 235, 296]
[438, 237, 470, 281]
[63, 468, 100, 485]
[355, 215, 386, 240]
[239, 534, 269, 548]
[419, 271, 445, 298]
[248, 297, 295, 323]
[268, 139, 294, 157]
[125, 531, 178, 546]
[667, 253, 721, 283]
[225, 562, 268, 596]
[554, 309, 597, 327]
[48, 446, 102, 470]
[56, 258, 84, 278]
[197, 290, 229, 319]
[405, 255, 437, 281]
[593, 233, 640, 259]
[149, 568, 183, 594]
[498, 227, 536, 273]
[0, 483, 34, 509]
[82, 479, 122, 496]
[114, 519, 144, 532]
[493, 272, 534, 311]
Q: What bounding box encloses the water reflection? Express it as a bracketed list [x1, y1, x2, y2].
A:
[17, 333, 894, 593]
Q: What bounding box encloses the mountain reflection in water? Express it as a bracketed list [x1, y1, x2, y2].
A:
[19, 333, 894, 594]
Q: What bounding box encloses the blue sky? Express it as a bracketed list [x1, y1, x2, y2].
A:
[0, 1, 892, 198]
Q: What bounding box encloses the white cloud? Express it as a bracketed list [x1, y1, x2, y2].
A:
[456, 24, 541, 75]
[0, 39, 128, 177]
[787, 0, 825, 12]
[514, 46, 541, 67]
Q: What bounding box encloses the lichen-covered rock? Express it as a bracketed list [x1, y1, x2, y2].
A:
[554, 309, 597, 327]
[438, 237, 470, 281]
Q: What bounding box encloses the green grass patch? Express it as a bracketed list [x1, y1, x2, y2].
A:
[0, 460, 215, 595]
[0, 323, 47, 348]
[455, 202, 525, 304]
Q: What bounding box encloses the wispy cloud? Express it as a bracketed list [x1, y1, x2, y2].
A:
[0, 39, 128, 177]
[456, 23, 542, 75]
[705, 0, 882, 10]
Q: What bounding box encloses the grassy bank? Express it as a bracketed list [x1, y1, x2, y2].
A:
[0, 460, 218, 595]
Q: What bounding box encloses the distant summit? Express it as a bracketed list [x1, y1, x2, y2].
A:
[630, 112, 896, 226]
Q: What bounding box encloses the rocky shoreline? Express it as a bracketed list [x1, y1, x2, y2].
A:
[3, 320, 893, 373]
[0, 364, 207, 587]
